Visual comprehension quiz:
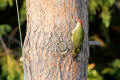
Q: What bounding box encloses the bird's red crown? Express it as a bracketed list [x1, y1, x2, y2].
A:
[76, 18, 83, 27]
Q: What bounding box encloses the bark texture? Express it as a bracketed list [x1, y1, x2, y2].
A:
[24, 0, 89, 80]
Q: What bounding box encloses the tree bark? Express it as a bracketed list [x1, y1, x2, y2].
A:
[24, 0, 89, 80]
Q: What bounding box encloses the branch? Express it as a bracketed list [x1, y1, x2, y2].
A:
[89, 41, 101, 46]
[6, 35, 20, 45]
[9, 27, 18, 37]
[0, 36, 12, 54]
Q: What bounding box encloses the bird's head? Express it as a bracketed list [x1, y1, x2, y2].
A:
[76, 18, 83, 27]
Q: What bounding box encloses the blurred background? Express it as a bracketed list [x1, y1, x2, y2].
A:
[0, 0, 120, 80]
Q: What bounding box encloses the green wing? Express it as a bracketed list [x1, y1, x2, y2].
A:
[72, 23, 84, 49]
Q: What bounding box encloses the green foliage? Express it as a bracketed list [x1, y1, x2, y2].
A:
[20, 0, 26, 25]
[89, 1, 120, 80]
[0, 24, 12, 36]
[0, 0, 25, 79]
[88, 64, 103, 80]
[88, 60, 120, 80]
[89, 0, 115, 28]
[0, 0, 26, 35]
[102, 59, 120, 79]
[0, 52, 23, 80]
[0, 0, 13, 9]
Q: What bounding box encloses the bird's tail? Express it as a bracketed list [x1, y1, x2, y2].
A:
[72, 48, 80, 59]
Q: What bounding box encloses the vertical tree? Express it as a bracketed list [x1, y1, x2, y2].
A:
[24, 0, 89, 80]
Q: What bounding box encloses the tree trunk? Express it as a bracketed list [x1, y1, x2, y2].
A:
[24, 0, 89, 80]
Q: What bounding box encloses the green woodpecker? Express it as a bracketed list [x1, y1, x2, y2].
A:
[71, 19, 84, 57]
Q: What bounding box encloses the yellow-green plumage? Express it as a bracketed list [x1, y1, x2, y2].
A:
[72, 21, 84, 57]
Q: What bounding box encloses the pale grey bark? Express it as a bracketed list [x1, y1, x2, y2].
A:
[24, 0, 89, 80]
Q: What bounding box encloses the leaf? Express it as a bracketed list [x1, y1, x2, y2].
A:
[0, 0, 13, 9]
[100, 8, 111, 28]
[89, 0, 98, 15]
[0, 54, 23, 80]
[88, 64, 103, 80]
[112, 59, 120, 68]
[0, 0, 7, 9]
[8, 0, 13, 7]
[0, 24, 12, 36]
[101, 68, 114, 74]
[20, 0, 26, 25]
